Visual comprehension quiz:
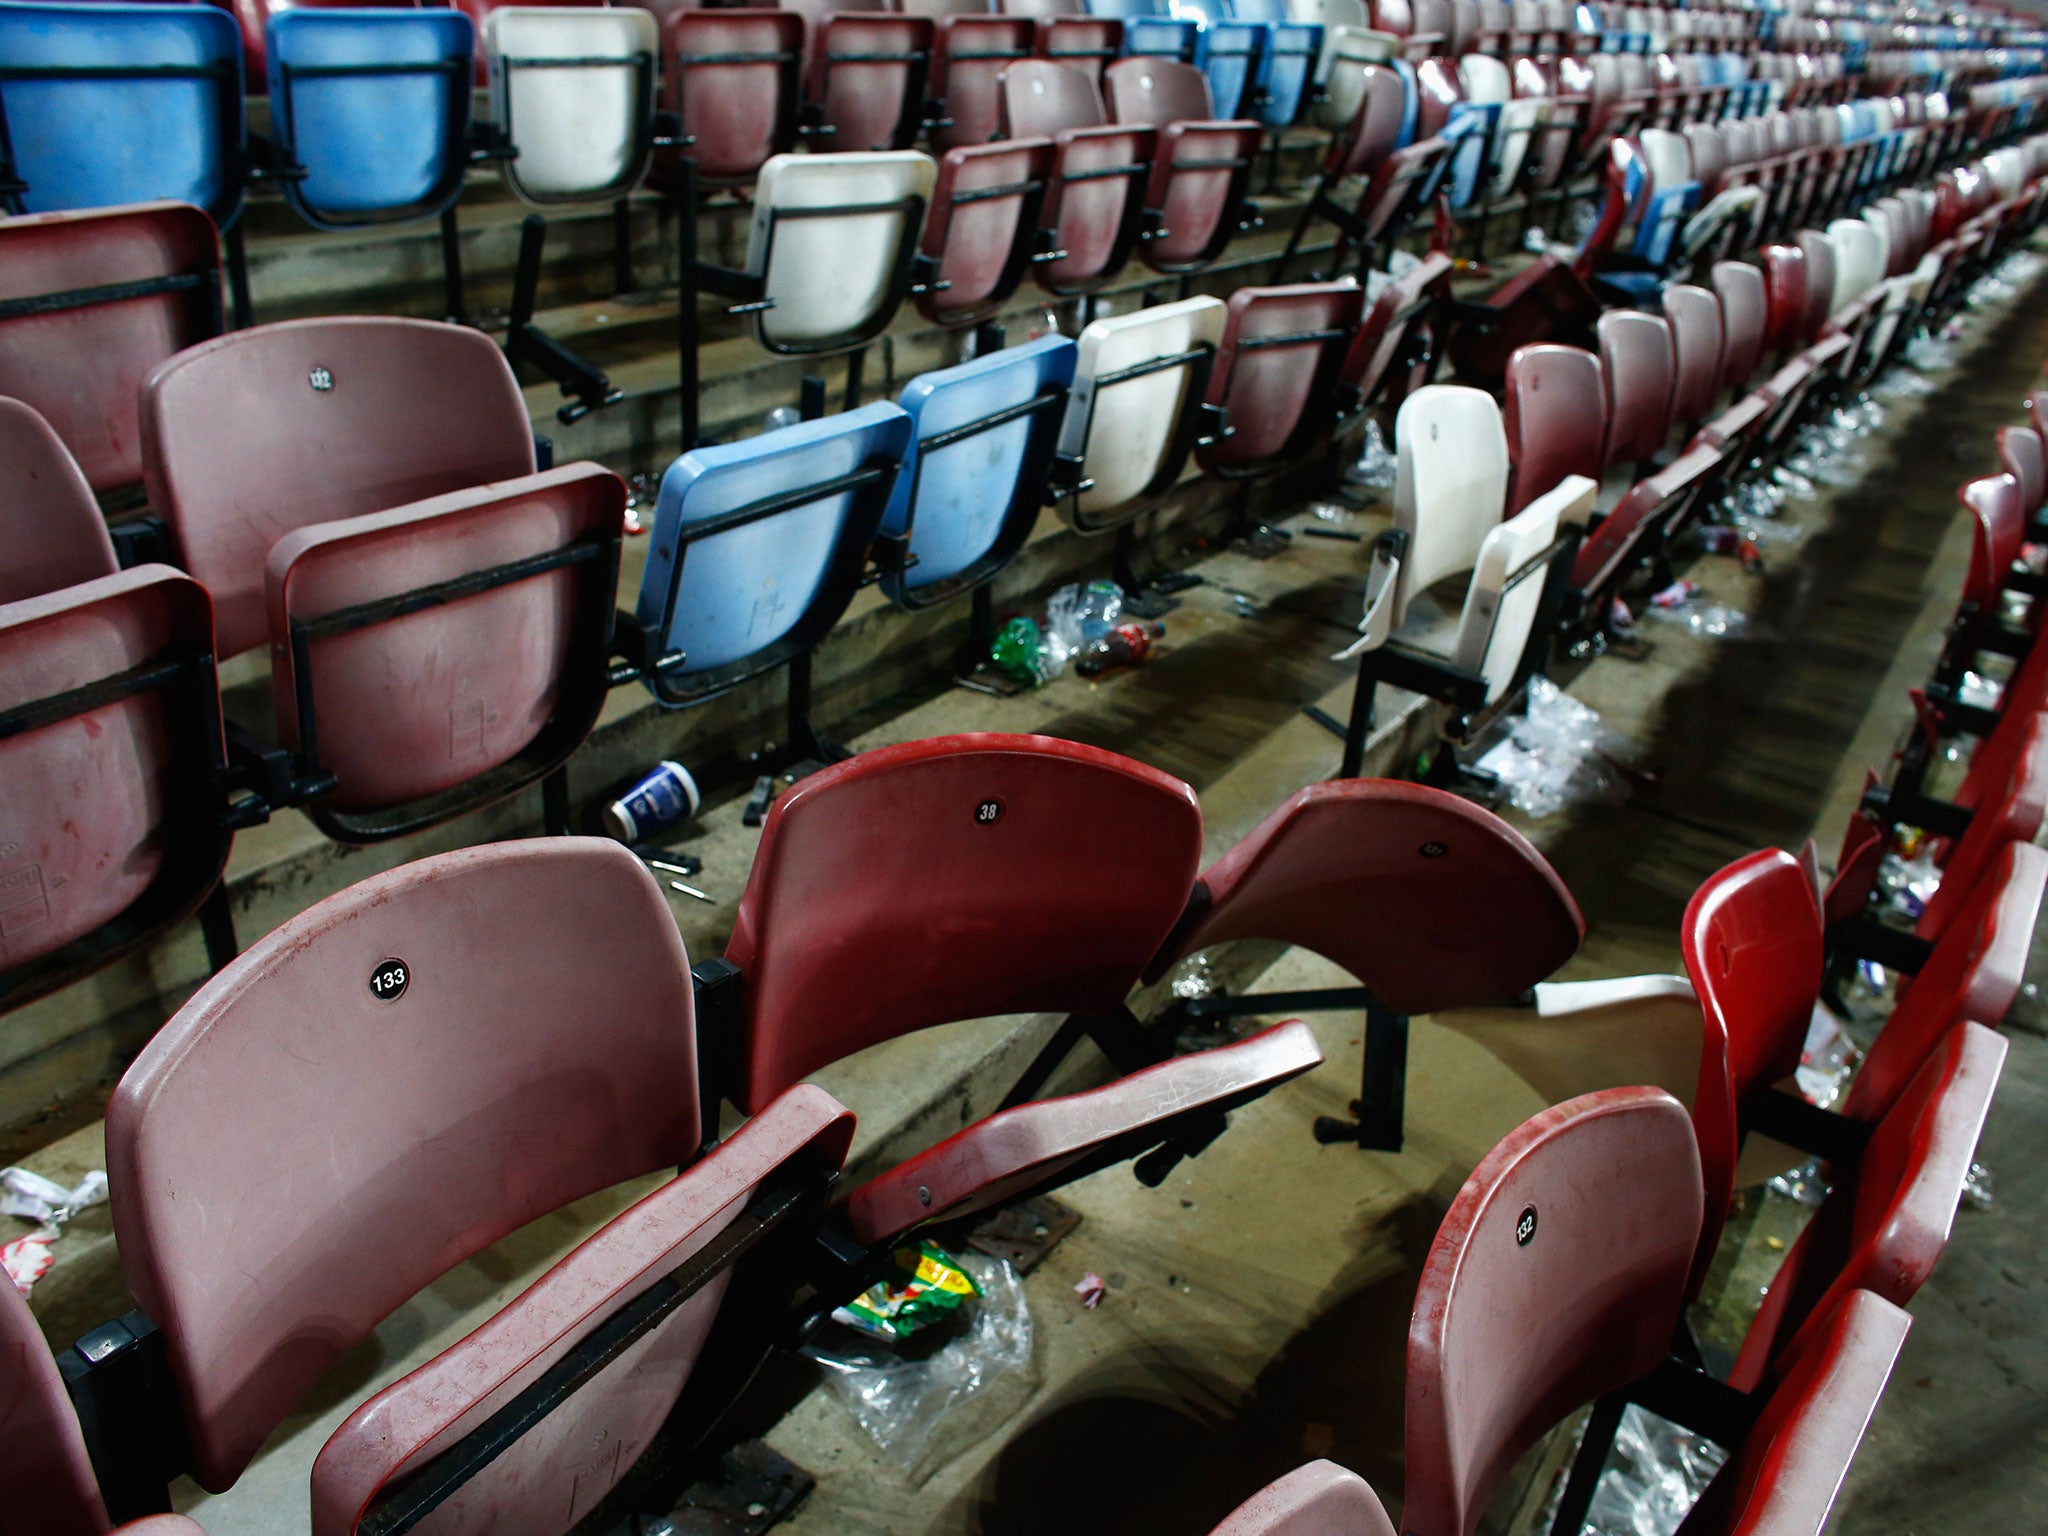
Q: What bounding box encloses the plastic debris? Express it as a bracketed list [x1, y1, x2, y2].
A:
[1073, 1272, 1106, 1309]
[2, 1167, 108, 1298]
[1168, 953, 1215, 1001]
[1473, 676, 1631, 818]
[1647, 599, 1749, 639]
[806, 1250, 1037, 1484]
[1580, 1405, 1729, 1536]
[1344, 418, 1397, 490]
[1077, 620, 1165, 677]
[834, 1241, 980, 1343]
[1962, 1160, 1995, 1210]
[989, 616, 1054, 688]
[1045, 579, 1125, 676]
[1875, 849, 1943, 921]
[1793, 1003, 1859, 1109]
[1648, 579, 1700, 610]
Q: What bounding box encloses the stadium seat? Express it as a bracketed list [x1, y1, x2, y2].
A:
[0, 397, 119, 605]
[1710, 259, 1768, 392]
[482, 4, 658, 206]
[140, 316, 626, 842]
[1207, 1461, 1398, 1536]
[1598, 309, 1678, 470]
[779, 0, 931, 153]
[1226, 0, 1324, 128]
[1662, 280, 1726, 433]
[1504, 341, 1606, 515]
[997, 59, 1156, 300]
[1, 1191, 112, 1536]
[906, 0, 1036, 148]
[1102, 57, 1264, 274]
[916, 138, 1058, 330]
[1001, 0, 1122, 91]
[1199, 281, 1366, 479]
[1170, 0, 1269, 119]
[659, 8, 804, 188]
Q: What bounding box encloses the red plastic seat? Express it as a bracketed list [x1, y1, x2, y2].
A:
[1, 1272, 109, 1536]
[1207, 1462, 1398, 1536]
[0, 568, 231, 1015]
[313, 1083, 856, 1536]
[907, 0, 1036, 148]
[0, 202, 223, 494]
[1572, 433, 1721, 600]
[1845, 839, 2046, 1121]
[1103, 57, 1263, 273]
[1914, 714, 2048, 944]
[1794, 227, 1837, 344]
[999, 60, 1155, 297]
[661, 9, 804, 187]
[1597, 309, 1677, 470]
[783, 0, 931, 152]
[1001, 0, 1121, 89]
[1675, 1290, 1911, 1536]
[1503, 342, 1605, 515]
[917, 138, 1057, 328]
[1339, 249, 1454, 413]
[1728, 1021, 2004, 1391]
[1143, 779, 1585, 1013]
[1995, 423, 2045, 514]
[1662, 281, 1725, 430]
[1759, 242, 1808, 354]
[106, 838, 709, 1494]
[1199, 282, 1366, 476]
[1711, 258, 1768, 392]
[0, 397, 119, 606]
[1404, 1086, 1704, 1536]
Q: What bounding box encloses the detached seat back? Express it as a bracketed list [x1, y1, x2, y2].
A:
[0, 0, 246, 226]
[483, 4, 658, 206]
[141, 316, 625, 842]
[1103, 56, 1263, 273]
[0, 201, 224, 496]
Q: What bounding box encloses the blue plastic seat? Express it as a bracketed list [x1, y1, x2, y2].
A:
[1086, 0, 1199, 64]
[634, 401, 912, 707]
[0, 0, 244, 224]
[1222, 0, 1319, 127]
[880, 335, 1077, 611]
[265, 7, 473, 230]
[1167, 0, 1264, 118]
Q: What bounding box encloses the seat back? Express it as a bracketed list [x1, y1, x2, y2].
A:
[1404, 1087, 1703, 1536]
[1846, 839, 2046, 1121]
[1143, 114, 1264, 269]
[1200, 282, 1366, 475]
[107, 838, 704, 1492]
[880, 335, 1077, 610]
[0, 1227, 112, 1536]
[1325, 61, 1410, 178]
[1000, 56, 1109, 134]
[1056, 294, 1228, 533]
[0, 0, 245, 225]
[1917, 713, 2048, 944]
[1597, 309, 1676, 468]
[1662, 282, 1724, 428]
[918, 138, 1056, 328]
[634, 401, 909, 702]
[141, 316, 537, 661]
[1104, 54, 1219, 124]
[780, 0, 928, 151]
[1760, 243, 1807, 353]
[1208, 1462, 1399, 1536]
[265, 8, 474, 229]
[1503, 342, 1604, 515]
[1341, 249, 1451, 409]
[747, 151, 937, 352]
[723, 734, 1204, 1111]
[1826, 216, 1885, 315]
[0, 398, 118, 605]
[0, 202, 223, 492]
[919, 10, 1037, 146]
[1393, 383, 1511, 626]
[1794, 227, 1837, 341]
[0, 568, 228, 1014]
[1453, 475, 1597, 709]
[310, 1085, 856, 1536]
[1679, 847, 1824, 1290]
[1959, 470, 2027, 618]
[1031, 121, 1157, 295]
[1995, 424, 2045, 514]
[663, 10, 803, 186]
[1153, 779, 1584, 1011]
[1711, 259, 1767, 393]
[485, 5, 656, 205]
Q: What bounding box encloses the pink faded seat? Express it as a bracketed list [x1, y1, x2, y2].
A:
[1727, 1021, 2003, 1392]
[783, 0, 930, 151]
[915, 4, 1036, 149]
[1, 1275, 109, 1536]
[1662, 282, 1725, 430]
[1503, 342, 1605, 515]
[1199, 282, 1367, 476]
[998, 61, 1155, 298]
[1144, 780, 1585, 1014]
[916, 138, 1058, 329]
[0, 568, 231, 1015]
[1597, 309, 1677, 470]
[1995, 422, 2045, 514]
[0, 397, 119, 605]
[1207, 1461, 1398, 1536]
[659, 10, 804, 187]
[1675, 1290, 1911, 1536]
[0, 202, 223, 494]
[1710, 259, 1768, 393]
[1957, 471, 2028, 629]
[1404, 1087, 1704, 1536]
[1102, 58, 1262, 274]
[106, 839, 705, 1493]
[312, 1085, 855, 1536]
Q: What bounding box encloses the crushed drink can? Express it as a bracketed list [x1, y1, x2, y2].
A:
[602, 760, 700, 843]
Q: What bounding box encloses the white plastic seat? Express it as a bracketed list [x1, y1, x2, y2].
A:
[1461, 52, 1543, 195]
[1450, 474, 1598, 709]
[484, 6, 658, 205]
[1314, 18, 1400, 124]
[747, 152, 938, 352]
[1055, 294, 1227, 533]
[1826, 215, 1886, 316]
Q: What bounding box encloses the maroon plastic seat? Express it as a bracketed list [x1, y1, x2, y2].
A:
[1995, 423, 2045, 513]
[1143, 779, 1585, 1013]
[999, 60, 1155, 296]
[1103, 57, 1263, 273]
[722, 733, 1322, 1242]
[106, 839, 710, 1495]
[1662, 281, 1725, 430]
[1198, 282, 1366, 476]
[1597, 309, 1677, 470]
[1794, 227, 1836, 344]
[784, 0, 932, 151]
[917, 138, 1056, 327]
[313, 1083, 856, 1536]
[1674, 1290, 1911, 1536]
[1207, 1462, 1399, 1536]
[0, 202, 223, 494]
[0, 568, 231, 1015]
[1403, 1086, 1704, 1536]
[1572, 433, 1720, 602]
[661, 9, 805, 187]
[1913, 714, 2048, 944]
[140, 317, 625, 840]
[1759, 242, 1808, 355]
[1503, 342, 1605, 515]
[1727, 1020, 2004, 1391]
[1001, 0, 1121, 89]
[1, 1272, 109, 1536]
[1844, 840, 2047, 1122]
[907, 0, 1036, 148]
[0, 397, 119, 605]
[1339, 249, 1454, 413]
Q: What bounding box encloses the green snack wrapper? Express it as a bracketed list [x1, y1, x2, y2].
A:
[989, 616, 1049, 688]
[831, 1240, 981, 1342]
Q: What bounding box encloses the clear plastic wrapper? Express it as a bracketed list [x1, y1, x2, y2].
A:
[1580, 1405, 1728, 1536]
[1045, 580, 1124, 666]
[1169, 952, 1215, 1000]
[1792, 1003, 1859, 1109]
[1648, 600, 1748, 639]
[1963, 1160, 1995, 1210]
[2, 1166, 108, 1296]
[1474, 677, 1631, 818]
[1875, 850, 1942, 921]
[804, 1252, 1038, 1486]
[1956, 669, 2004, 710]
[1344, 418, 1397, 490]
[1767, 1156, 1834, 1209]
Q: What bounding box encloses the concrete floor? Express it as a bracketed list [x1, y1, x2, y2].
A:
[115, 265, 2048, 1535]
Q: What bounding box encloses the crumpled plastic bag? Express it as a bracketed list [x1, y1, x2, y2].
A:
[1580, 1405, 1729, 1536]
[3, 1167, 108, 1296]
[1344, 418, 1397, 490]
[1474, 676, 1631, 817]
[804, 1251, 1038, 1486]
[1042, 580, 1124, 679]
